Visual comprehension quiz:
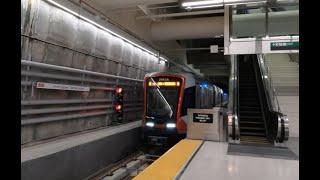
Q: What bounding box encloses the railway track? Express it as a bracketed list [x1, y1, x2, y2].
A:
[85, 144, 170, 180]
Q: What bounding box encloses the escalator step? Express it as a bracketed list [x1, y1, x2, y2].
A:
[240, 139, 270, 144]
[240, 97, 259, 100]
[240, 132, 265, 136]
[239, 97, 259, 100]
[240, 116, 262, 119]
[240, 106, 260, 109]
[240, 104, 260, 106]
[240, 86, 256, 88]
[240, 111, 261, 114]
[240, 136, 268, 140]
[239, 92, 258, 94]
[240, 127, 265, 130]
[240, 121, 264, 124]
[240, 140, 271, 145]
[240, 138, 269, 142]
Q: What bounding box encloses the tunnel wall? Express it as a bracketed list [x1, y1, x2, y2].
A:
[21, 0, 166, 144]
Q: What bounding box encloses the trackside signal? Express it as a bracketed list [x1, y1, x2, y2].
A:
[114, 86, 123, 123]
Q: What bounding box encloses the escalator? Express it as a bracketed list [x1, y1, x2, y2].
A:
[228, 54, 289, 145]
[238, 56, 269, 144]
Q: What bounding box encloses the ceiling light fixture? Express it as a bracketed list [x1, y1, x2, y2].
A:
[182, 0, 223, 7]
[181, 0, 266, 9]
[224, 0, 267, 5]
[186, 4, 224, 9]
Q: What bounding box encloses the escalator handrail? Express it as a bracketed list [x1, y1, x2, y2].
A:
[235, 56, 240, 140]
[255, 54, 288, 142]
[227, 55, 240, 142]
[257, 54, 282, 113]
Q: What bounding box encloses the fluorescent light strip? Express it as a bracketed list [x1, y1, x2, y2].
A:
[224, 0, 266, 5]
[160, 57, 168, 62]
[186, 4, 224, 9]
[182, 0, 223, 7]
[182, 0, 266, 8]
[45, 0, 170, 62]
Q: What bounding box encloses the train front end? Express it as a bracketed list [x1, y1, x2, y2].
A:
[142, 73, 186, 145]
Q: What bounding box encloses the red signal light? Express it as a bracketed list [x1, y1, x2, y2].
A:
[115, 104, 122, 112]
[116, 87, 123, 94]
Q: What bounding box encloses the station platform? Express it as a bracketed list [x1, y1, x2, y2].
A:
[21, 121, 141, 180]
[134, 139, 299, 180]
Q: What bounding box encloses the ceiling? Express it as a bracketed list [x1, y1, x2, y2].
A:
[79, 0, 229, 90]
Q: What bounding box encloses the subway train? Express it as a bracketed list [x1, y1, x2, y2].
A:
[142, 72, 227, 145]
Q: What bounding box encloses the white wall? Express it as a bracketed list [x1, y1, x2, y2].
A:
[278, 96, 299, 137]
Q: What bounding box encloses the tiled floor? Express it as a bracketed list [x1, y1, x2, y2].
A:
[179, 141, 299, 180]
[285, 137, 299, 157]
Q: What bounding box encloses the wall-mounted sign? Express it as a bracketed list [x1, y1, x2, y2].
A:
[210, 45, 219, 53]
[36, 82, 90, 92]
[193, 113, 213, 123]
[270, 41, 299, 51]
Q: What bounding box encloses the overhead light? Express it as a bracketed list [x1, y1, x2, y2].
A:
[146, 122, 155, 127]
[182, 0, 223, 7]
[160, 57, 168, 62]
[186, 4, 224, 9]
[44, 0, 170, 64]
[166, 123, 176, 128]
[224, 0, 266, 5]
[181, 0, 266, 9]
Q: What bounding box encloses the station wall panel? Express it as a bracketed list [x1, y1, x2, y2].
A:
[21, 0, 166, 144]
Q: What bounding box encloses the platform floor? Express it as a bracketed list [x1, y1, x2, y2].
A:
[179, 141, 299, 180]
[133, 139, 202, 180]
[285, 137, 299, 157]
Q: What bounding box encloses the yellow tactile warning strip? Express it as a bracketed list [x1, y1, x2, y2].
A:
[133, 139, 203, 180]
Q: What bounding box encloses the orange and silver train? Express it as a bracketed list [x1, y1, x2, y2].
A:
[142, 72, 227, 145]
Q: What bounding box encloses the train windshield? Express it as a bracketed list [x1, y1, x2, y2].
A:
[146, 77, 181, 120]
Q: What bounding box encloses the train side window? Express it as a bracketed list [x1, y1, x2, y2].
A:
[181, 86, 196, 116]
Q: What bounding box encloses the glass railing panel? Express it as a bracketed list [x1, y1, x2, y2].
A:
[231, 3, 266, 38]
[267, 4, 299, 37]
[230, 1, 299, 38]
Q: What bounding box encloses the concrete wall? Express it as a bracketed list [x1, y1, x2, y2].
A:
[21, 0, 166, 144]
[21, 127, 141, 180]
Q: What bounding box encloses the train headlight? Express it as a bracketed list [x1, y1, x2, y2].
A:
[146, 122, 155, 127]
[166, 123, 176, 128]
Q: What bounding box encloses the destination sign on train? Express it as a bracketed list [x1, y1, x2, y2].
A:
[148, 81, 180, 87]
